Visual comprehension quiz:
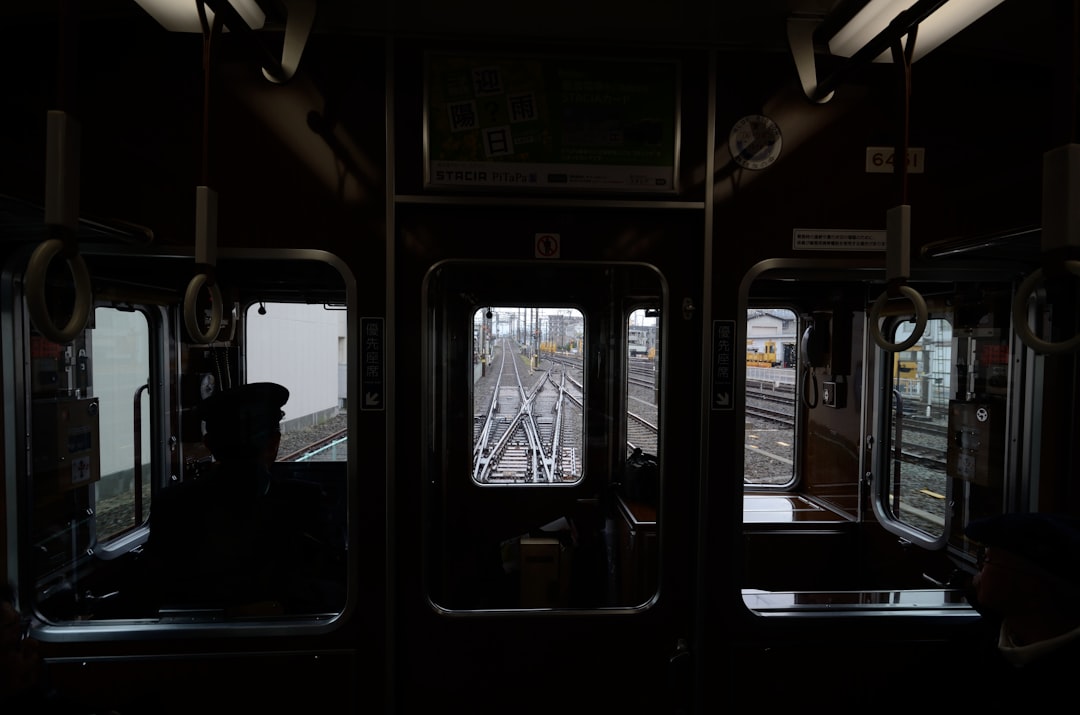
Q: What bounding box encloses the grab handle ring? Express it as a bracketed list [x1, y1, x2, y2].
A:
[869, 284, 928, 352]
[183, 271, 222, 344]
[25, 238, 92, 344]
[1012, 260, 1080, 355]
[801, 365, 818, 409]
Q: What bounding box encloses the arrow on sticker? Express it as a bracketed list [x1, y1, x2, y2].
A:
[716, 392, 730, 407]
[365, 392, 381, 407]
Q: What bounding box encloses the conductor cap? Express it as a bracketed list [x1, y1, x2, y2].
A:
[198, 382, 288, 442]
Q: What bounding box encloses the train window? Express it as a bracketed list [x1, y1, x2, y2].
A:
[626, 308, 659, 459]
[744, 308, 797, 487]
[15, 249, 353, 629]
[472, 306, 585, 485]
[740, 267, 998, 612]
[875, 285, 1015, 549]
[881, 317, 953, 540]
[245, 302, 348, 463]
[26, 301, 160, 622]
[740, 268, 1020, 619]
[90, 307, 153, 544]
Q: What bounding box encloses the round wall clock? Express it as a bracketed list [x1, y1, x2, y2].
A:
[729, 114, 783, 170]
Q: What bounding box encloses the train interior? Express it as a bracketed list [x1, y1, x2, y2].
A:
[1, 0, 1078, 712]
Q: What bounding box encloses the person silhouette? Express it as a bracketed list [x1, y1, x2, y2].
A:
[149, 382, 343, 616]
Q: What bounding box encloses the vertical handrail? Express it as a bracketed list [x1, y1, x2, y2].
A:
[892, 388, 904, 519]
[133, 383, 149, 524]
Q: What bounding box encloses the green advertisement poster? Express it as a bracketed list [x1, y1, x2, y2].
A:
[425, 54, 679, 192]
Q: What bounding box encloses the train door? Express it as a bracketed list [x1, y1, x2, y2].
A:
[391, 205, 703, 713]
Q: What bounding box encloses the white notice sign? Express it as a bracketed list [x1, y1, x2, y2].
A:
[792, 229, 887, 251]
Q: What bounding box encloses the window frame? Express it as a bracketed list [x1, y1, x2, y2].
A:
[743, 305, 800, 490]
[870, 311, 954, 550]
[736, 260, 989, 620]
[468, 304, 588, 487]
[5, 246, 355, 640]
[421, 258, 666, 612]
[89, 302, 165, 558]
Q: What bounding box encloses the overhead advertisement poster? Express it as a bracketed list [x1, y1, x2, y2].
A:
[425, 53, 679, 193]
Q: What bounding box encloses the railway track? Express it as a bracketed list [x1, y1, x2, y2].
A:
[473, 340, 584, 483]
[279, 427, 348, 462]
[745, 380, 950, 532]
[627, 410, 658, 455]
[626, 357, 659, 456]
[746, 404, 792, 425]
[627, 358, 656, 391]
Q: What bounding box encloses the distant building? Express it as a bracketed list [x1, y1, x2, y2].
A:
[747, 309, 797, 366]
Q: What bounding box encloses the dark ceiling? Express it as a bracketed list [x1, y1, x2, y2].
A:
[0, 1, 1051, 62]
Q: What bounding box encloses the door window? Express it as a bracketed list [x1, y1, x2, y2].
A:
[882, 318, 953, 539]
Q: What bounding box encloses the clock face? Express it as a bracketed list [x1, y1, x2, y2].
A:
[729, 114, 783, 170]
